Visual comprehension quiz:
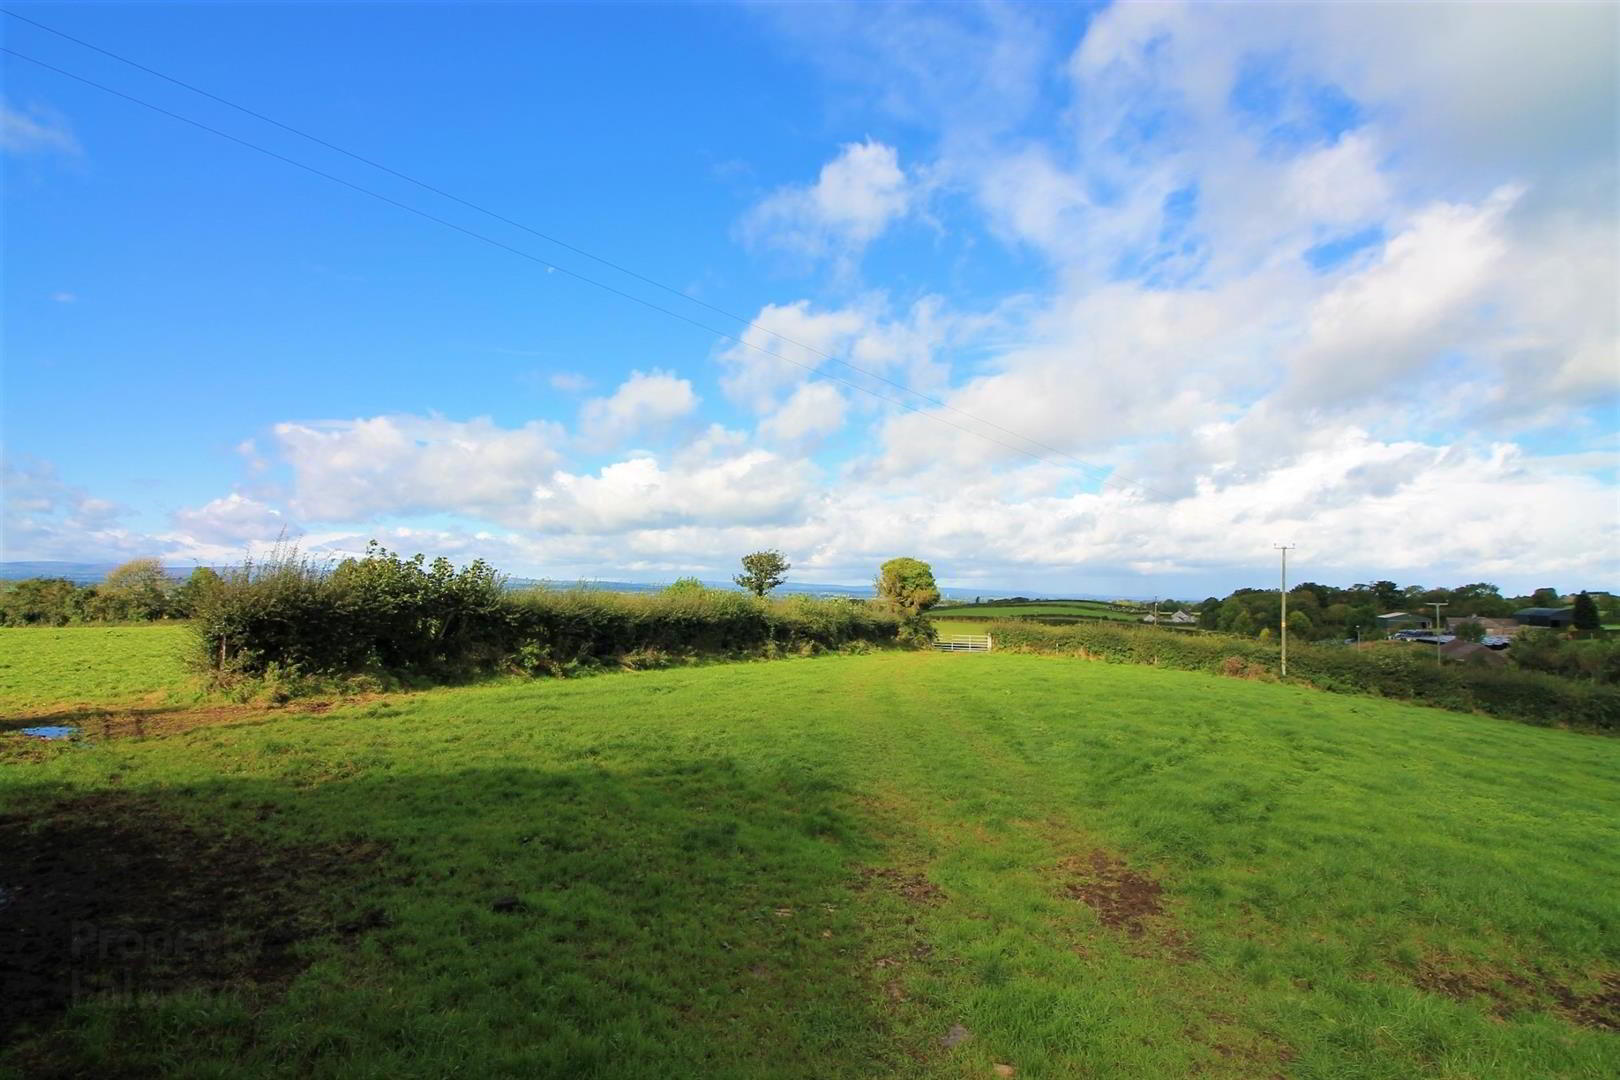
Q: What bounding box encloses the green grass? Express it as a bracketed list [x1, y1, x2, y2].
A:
[930, 618, 997, 639]
[0, 625, 194, 715]
[3, 630, 1617, 1077]
[933, 601, 1141, 621]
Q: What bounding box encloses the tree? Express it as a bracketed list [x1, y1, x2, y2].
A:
[1572, 591, 1601, 632]
[1531, 587, 1561, 607]
[734, 550, 790, 597]
[1453, 619, 1486, 643]
[172, 566, 224, 617]
[875, 557, 940, 616]
[1368, 580, 1402, 611]
[876, 557, 939, 647]
[100, 557, 172, 620]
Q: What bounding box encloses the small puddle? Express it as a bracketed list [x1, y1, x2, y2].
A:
[18, 725, 80, 740]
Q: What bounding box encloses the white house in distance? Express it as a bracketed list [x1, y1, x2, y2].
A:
[1142, 610, 1197, 624]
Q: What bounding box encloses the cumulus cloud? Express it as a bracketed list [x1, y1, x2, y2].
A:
[718, 297, 955, 417]
[742, 139, 913, 263]
[1281, 186, 1519, 408]
[272, 414, 563, 520]
[758, 382, 847, 448]
[170, 494, 291, 546]
[577, 369, 699, 450]
[1, 456, 142, 561]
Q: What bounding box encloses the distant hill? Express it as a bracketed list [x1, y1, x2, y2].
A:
[0, 562, 1140, 603]
[0, 561, 160, 585]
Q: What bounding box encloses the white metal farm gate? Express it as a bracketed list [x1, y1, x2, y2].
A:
[933, 634, 992, 653]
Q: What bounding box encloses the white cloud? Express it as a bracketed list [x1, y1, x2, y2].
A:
[530, 449, 817, 534]
[718, 297, 955, 417]
[742, 139, 913, 263]
[1, 100, 80, 156]
[272, 414, 563, 521]
[548, 371, 592, 393]
[170, 494, 290, 546]
[758, 382, 847, 448]
[719, 301, 868, 413]
[577, 369, 699, 450]
[1282, 132, 1390, 226]
[1, 456, 142, 562]
[1282, 187, 1519, 408]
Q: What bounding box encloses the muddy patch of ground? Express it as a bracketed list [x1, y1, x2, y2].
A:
[0, 792, 387, 1042]
[1057, 850, 1165, 937]
[1414, 957, 1620, 1031]
[856, 866, 946, 907]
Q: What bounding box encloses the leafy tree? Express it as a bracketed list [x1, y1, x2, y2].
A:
[1572, 591, 1601, 632]
[876, 557, 939, 647]
[875, 557, 940, 616]
[1286, 610, 1315, 640]
[1531, 587, 1562, 607]
[0, 577, 87, 626]
[664, 576, 706, 594]
[1368, 580, 1402, 611]
[1453, 619, 1486, 643]
[734, 550, 790, 597]
[172, 566, 224, 617]
[100, 557, 173, 620]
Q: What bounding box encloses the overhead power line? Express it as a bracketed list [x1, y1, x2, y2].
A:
[2, 19, 1176, 501]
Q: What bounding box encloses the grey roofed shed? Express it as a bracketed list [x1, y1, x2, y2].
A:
[1513, 607, 1574, 628]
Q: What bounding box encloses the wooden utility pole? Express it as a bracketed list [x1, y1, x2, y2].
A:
[1275, 544, 1295, 677]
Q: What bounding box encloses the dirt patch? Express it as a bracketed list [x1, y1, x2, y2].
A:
[2, 704, 272, 744]
[1414, 957, 1619, 1031]
[857, 866, 946, 906]
[1058, 850, 1164, 936]
[1, 694, 387, 746]
[0, 792, 387, 1041]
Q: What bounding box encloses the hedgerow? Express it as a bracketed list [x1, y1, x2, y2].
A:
[192, 545, 900, 685]
[986, 621, 1619, 732]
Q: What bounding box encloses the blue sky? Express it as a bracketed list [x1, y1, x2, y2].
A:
[3, 1, 1616, 597]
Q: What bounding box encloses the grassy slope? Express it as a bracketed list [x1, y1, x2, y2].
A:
[0, 625, 193, 715]
[3, 639, 1617, 1077]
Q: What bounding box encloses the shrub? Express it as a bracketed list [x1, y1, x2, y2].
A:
[988, 620, 1618, 732]
[192, 548, 901, 684]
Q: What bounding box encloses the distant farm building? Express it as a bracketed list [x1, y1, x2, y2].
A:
[1514, 607, 1575, 629]
[1449, 615, 1520, 638]
[1376, 612, 1433, 631]
[1142, 610, 1196, 624]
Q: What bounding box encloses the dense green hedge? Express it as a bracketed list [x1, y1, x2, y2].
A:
[986, 621, 1619, 732]
[194, 548, 900, 683]
[940, 612, 1198, 630]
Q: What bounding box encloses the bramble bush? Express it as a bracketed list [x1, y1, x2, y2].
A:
[987, 621, 1619, 732]
[192, 545, 900, 685]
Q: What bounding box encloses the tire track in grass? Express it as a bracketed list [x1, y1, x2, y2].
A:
[822, 653, 1291, 1077]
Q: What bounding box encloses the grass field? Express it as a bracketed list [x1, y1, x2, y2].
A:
[3, 628, 1617, 1078]
[932, 602, 1141, 622]
[0, 625, 193, 714]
